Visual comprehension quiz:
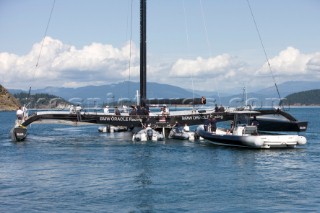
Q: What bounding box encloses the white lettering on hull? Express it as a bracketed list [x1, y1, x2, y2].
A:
[99, 116, 141, 122]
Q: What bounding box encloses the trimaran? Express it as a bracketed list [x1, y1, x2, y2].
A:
[11, 0, 308, 142]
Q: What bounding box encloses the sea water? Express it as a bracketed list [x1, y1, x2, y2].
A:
[0, 108, 319, 212]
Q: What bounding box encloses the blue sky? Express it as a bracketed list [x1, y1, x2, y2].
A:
[1, 0, 320, 95]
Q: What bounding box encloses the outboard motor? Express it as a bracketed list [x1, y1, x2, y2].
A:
[146, 129, 153, 140]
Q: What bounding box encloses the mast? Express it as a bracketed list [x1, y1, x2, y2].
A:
[140, 0, 147, 103]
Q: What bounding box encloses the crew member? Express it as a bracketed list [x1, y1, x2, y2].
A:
[183, 123, 190, 132]
[114, 106, 121, 115]
[104, 106, 109, 114]
[130, 105, 137, 115]
[251, 116, 259, 126]
[16, 107, 24, 121]
[162, 105, 169, 115]
[201, 96, 206, 104]
[75, 104, 82, 112]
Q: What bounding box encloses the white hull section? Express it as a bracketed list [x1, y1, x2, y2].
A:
[196, 125, 306, 149]
[132, 128, 164, 142]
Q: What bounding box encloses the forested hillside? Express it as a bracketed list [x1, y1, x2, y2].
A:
[283, 89, 320, 106]
[14, 92, 70, 109]
[0, 85, 20, 111]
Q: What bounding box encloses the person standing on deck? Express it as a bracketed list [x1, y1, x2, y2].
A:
[75, 104, 82, 112]
[251, 116, 259, 126]
[209, 117, 217, 132]
[183, 123, 190, 132]
[114, 106, 121, 115]
[104, 106, 109, 114]
[130, 106, 137, 115]
[204, 117, 217, 132]
[16, 107, 24, 124]
[22, 106, 28, 119]
[162, 105, 169, 115]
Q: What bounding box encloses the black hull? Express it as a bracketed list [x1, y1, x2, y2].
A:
[21, 111, 308, 131]
[257, 118, 308, 132]
[11, 127, 27, 141]
[169, 134, 189, 140]
[22, 111, 213, 129]
[196, 128, 249, 147]
[256, 109, 308, 132]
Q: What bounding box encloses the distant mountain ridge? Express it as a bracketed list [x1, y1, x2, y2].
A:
[256, 81, 320, 97]
[18, 81, 201, 101]
[8, 80, 320, 106]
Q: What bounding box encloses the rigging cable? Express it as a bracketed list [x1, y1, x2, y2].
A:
[182, 0, 195, 103]
[199, 0, 221, 105]
[30, 0, 56, 95]
[246, 0, 282, 101]
[126, 0, 133, 100]
[199, 0, 212, 57]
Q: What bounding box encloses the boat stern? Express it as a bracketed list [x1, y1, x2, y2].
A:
[11, 126, 27, 141]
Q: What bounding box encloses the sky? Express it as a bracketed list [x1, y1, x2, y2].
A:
[1, 0, 320, 96]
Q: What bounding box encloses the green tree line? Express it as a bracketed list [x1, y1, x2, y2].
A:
[14, 92, 70, 109]
[281, 89, 320, 105]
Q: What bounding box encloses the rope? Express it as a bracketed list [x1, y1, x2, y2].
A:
[31, 0, 56, 87]
[126, 0, 133, 99]
[246, 0, 281, 101]
[199, 0, 221, 105]
[199, 0, 212, 56]
[182, 0, 195, 104]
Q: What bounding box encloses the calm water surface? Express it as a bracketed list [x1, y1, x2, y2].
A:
[1, 108, 319, 212]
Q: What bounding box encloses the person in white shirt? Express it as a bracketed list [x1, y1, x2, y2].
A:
[75, 104, 82, 112]
[104, 106, 109, 114]
[183, 124, 190, 132]
[22, 106, 28, 120]
[16, 107, 24, 124]
[146, 123, 152, 130]
[22, 106, 27, 114]
[69, 105, 75, 113]
[162, 105, 169, 115]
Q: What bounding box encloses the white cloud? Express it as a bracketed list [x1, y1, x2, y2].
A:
[120, 65, 140, 78]
[0, 36, 138, 89]
[256, 46, 317, 76]
[170, 54, 236, 77]
[166, 54, 254, 93]
[1, 39, 319, 94]
[307, 52, 320, 72]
